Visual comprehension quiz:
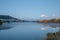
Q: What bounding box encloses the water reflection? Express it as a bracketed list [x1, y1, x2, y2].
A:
[41, 23, 60, 31]
[49, 23, 60, 28]
[0, 25, 13, 30]
[41, 27, 46, 30]
[41, 23, 60, 28]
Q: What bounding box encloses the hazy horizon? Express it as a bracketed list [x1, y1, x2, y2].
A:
[0, 0, 60, 20]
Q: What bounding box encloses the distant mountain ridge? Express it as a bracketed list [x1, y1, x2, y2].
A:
[0, 15, 16, 19]
[0, 15, 25, 22]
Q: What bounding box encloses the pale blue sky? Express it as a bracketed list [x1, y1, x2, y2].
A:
[0, 0, 60, 20]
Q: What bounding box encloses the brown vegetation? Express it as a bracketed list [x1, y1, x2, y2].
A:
[40, 18, 60, 23]
[46, 31, 60, 40]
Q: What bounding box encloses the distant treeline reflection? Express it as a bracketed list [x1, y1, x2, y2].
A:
[42, 23, 60, 28]
[0, 25, 13, 30]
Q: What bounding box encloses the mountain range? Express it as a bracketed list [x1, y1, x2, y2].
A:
[0, 15, 17, 19]
[0, 15, 23, 22]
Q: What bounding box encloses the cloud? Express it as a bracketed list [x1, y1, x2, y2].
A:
[40, 14, 47, 18]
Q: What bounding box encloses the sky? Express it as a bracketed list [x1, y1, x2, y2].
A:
[0, 0, 60, 20]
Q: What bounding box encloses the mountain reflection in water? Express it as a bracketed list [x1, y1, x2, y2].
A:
[42, 23, 60, 28]
[0, 25, 13, 30]
[41, 23, 60, 31]
[0, 22, 60, 40]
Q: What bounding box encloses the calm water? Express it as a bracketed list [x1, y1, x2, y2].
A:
[0, 22, 60, 40]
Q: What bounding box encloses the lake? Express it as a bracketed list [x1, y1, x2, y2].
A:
[0, 22, 60, 40]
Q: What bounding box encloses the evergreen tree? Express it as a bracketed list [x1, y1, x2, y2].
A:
[0, 20, 3, 25]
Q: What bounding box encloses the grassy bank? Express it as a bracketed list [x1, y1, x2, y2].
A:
[46, 31, 60, 40]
